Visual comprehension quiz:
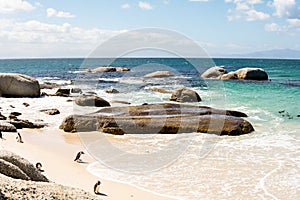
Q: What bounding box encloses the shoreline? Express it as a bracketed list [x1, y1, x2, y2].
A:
[0, 93, 174, 200]
[0, 128, 174, 200]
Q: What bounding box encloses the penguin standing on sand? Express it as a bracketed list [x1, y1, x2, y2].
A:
[0, 130, 3, 140]
[16, 132, 23, 143]
[74, 151, 85, 162]
[36, 162, 44, 172]
[94, 180, 101, 194]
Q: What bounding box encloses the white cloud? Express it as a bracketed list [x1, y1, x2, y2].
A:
[246, 9, 270, 21]
[0, 0, 35, 13]
[272, 0, 297, 18]
[138, 2, 153, 10]
[265, 19, 300, 35]
[0, 19, 127, 57]
[226, 0, 270, 21]
[265, 22, 282, 32]
[47, 8, 75, 18]
[121, 4, 130, 9]
[287, 18, 300, 27]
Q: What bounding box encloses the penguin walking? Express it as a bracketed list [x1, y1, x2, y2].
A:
[0, 130, 3, 140]
[36, 162, 44, 172]
[74, 151, 84, 162]
[16, 132, 23, 143]
[94, 180, 101, 194]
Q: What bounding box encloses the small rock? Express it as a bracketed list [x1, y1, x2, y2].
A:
[71, 88, 82, 94]
[23, 103, 30, 107]
[75, 96, 110, 107]
[106, 89, 119, 94]
[146, 87, 172, 94]
[144, 71, 174, 78]
[40, 109, 60, 115]
[55, 88, 70, 97]
[9, 119, 46, 129]
[0, 113, 6, 120]
[116, 67, 130, 72]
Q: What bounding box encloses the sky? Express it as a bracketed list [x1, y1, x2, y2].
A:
[0, 0, 299, 58]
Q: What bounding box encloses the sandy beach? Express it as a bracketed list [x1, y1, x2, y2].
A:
[0, 93, 173, 200]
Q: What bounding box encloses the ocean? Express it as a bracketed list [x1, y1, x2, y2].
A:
[0, 58, 299, 199]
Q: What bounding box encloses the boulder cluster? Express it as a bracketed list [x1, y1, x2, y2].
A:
[0, 150, 101, 200]
[201, 66, 268, 80]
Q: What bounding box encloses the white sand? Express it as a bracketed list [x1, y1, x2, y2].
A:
[0, 94, 173, 200]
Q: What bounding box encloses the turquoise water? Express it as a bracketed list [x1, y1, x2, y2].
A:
[0, 58, 299, 199]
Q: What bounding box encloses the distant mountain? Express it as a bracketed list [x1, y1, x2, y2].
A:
[225, 49, 300, 59]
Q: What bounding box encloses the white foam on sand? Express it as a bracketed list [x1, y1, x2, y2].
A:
[0, 91, 73, 128]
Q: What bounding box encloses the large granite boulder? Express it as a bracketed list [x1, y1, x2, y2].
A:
[59, 115, 98, 132]
[144, 71, 174, 78]
[0, 150, 48, 182]
[202, 67, 269, 81]
[233, 68, 268, 80]
[0, 174, 101, 200]
[201, 66, 227, 79]
[0, 73, 40, 97]
[170, 88, 202, 103]
[60, 103, 254, 136]
[75, 95, 111, 107]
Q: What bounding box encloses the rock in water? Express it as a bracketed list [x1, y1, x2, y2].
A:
[106, 89, 119, 94]
[220, 72, 238, 80]
[201, 66, 227, 79]
[89, 66, 116, 73]
[75, 96, 111, 107]
[144, 71, 174, 78]
[221, 68, 269, 80]
[201, 67, 269, 81]
[170, 88, 202, 103]
[0, 73, 40, 97]
[234, 68, 268, 80]
[60, 103, 254, 136]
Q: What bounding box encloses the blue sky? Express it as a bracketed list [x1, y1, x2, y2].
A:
[0, 0, 299, 58]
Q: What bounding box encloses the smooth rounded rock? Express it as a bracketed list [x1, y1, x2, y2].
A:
[201, 66, 227, 79]
[75, 95, 111, 107]
[170, 88, 202, 103]
[0, 73, 40, 97]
